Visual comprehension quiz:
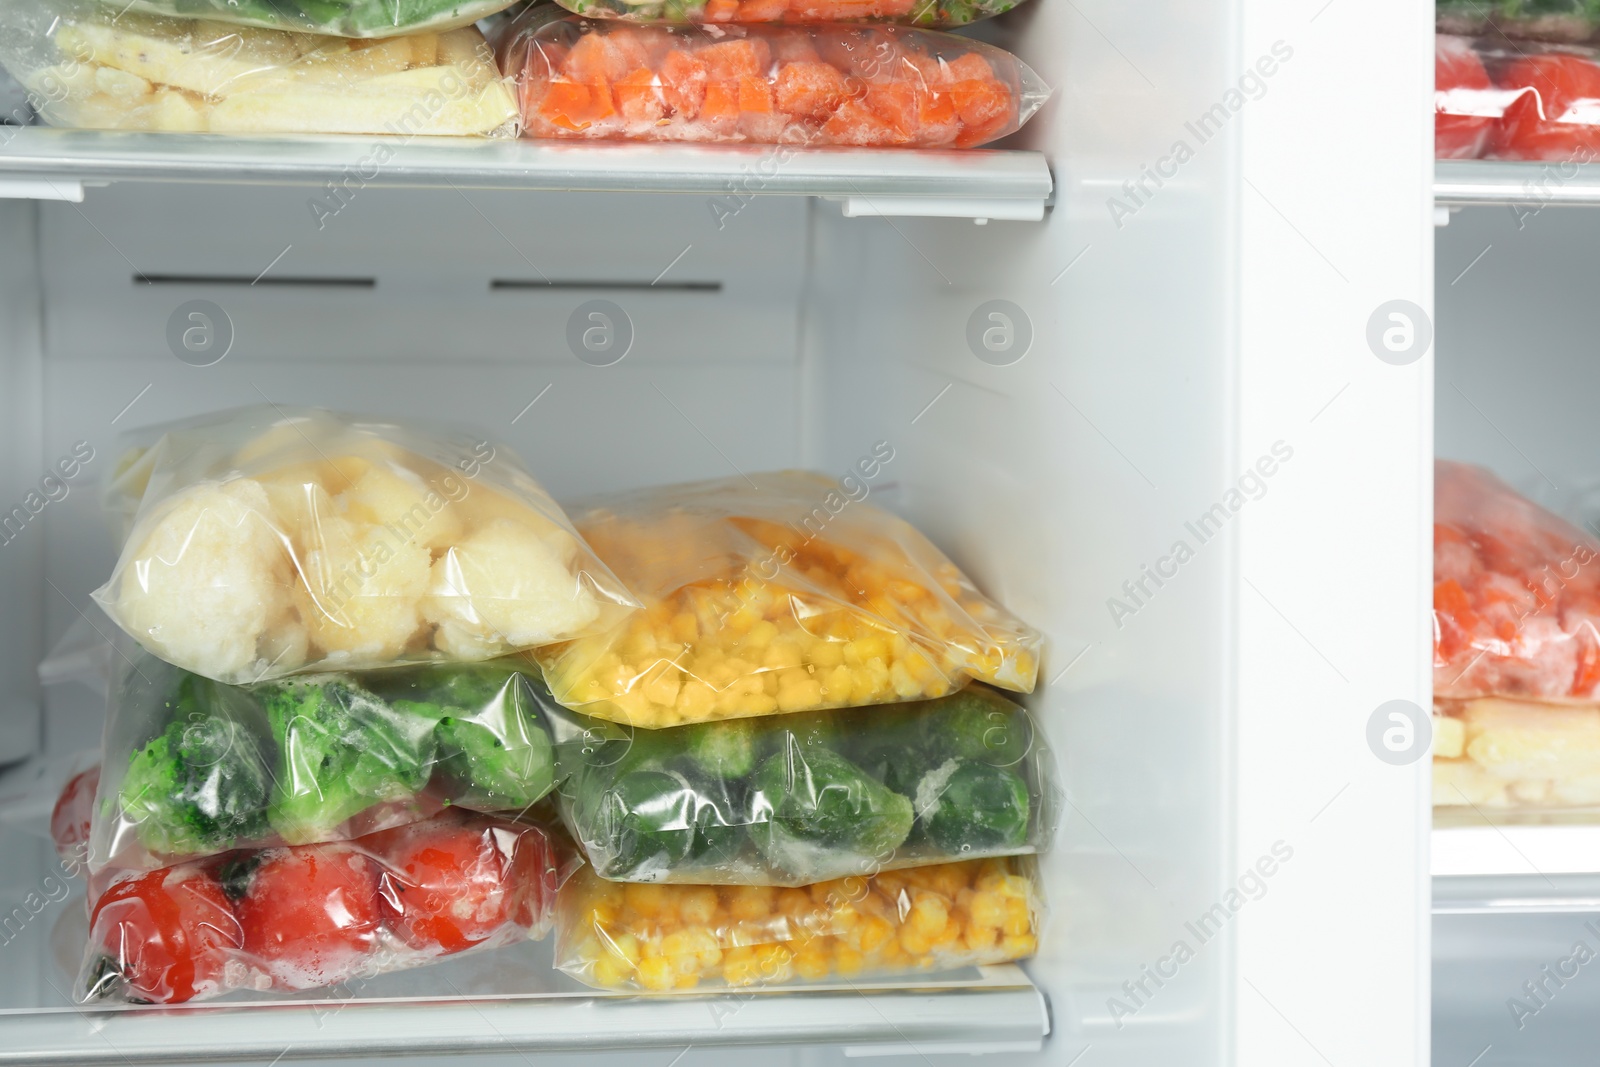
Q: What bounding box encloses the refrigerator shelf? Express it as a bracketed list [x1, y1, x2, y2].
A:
[1434, 824, 1600, 881]
[1435, 159, 1600, 208]
[0, 128, 1053, 220]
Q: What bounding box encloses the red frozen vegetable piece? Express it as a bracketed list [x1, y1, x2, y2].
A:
[1494, 52, 1600, 160]
[1435, 36, 1495, 159]
[236, 845, 381, 989]
[776, 60, 848, 119]
[51, 766, 97, 862]
[661, 49, 708, 118]
[91, 867, 241, 1004]
[699, 81, 742, 132]
[376, 823, 523, 955]
[563, 34, 621, 82]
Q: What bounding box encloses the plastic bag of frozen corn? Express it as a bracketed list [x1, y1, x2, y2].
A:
[0, 0, 518, 136]
[532, 469, 1041, 728]
[95, 406, 636, 685]
[556, 856, 1043, 991]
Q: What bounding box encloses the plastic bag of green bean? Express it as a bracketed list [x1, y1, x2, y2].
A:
[546, 683, 1058, 886]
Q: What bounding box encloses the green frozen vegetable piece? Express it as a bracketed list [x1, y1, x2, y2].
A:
[750, 744, 913, 877]
[684, 719, 757, 780]
[930, 688, 1031, 767]
[434, 713, 555, 810]
[119, 677, 273, 855]
[257, 676, 436, 844]
[580, 768, 700, 878]
[914, 758, 1030, 853]
[385, 667, 556, 809]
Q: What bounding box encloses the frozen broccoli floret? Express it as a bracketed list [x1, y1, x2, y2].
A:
[683, 719, 757, 780]
[578, 767, 700, 878]
[750, 744, 913, 877]
[257, 676, 437, 844]
[385, 667, 557, 810]
[914, 758, 1030, 852]
[119, 677, 273, 855]
[927, 688, 1030, 766]
[434, 714, 555, 810]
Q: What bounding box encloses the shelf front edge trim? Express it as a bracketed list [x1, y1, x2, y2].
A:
[0, 129, 1053, 202]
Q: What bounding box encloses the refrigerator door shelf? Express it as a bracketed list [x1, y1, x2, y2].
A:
[1436, 159, 1600, 208]
[0, 128, 1053, 217]
[1434, 824, 1600, 879]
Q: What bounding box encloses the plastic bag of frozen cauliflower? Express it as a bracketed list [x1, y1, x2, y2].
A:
[94, 407, 637, 685]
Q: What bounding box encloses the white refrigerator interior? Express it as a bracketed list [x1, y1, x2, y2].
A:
[0, 0, 1434, 1063]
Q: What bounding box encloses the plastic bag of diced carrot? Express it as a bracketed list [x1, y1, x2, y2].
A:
[549, 0, 1027, 28]
[494, 8, 1050, 147]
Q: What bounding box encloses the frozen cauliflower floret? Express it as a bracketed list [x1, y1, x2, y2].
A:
[105, 478, 290, 680]
[424, 518, 599, 658]
[298, 518, 431, 662]
[338, 464, 463, 552]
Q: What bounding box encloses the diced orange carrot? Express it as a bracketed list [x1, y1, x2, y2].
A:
[864, 82, 917, 141]
[565, 34, 623, 82]
[914, 83, 959, 145]
[704, 0, 742, 19]
[943, 52, 996, 85]
[949, 77, 1009, 128]
[660, 49, 709, 118]
[538, 77, 616, 132]
[790, 0, 897, 17]
[699, 81, 742, 133]
[738, 74, 775, 112]
[775, 60, 848, 119]
[614, 67, 664, 122]
[700, 39, 771, 82]
[820, 98, 901, 145]
[732, 0, 790, 21]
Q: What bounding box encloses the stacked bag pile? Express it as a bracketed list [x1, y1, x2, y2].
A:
[60, 405, 1053, 1004]
[0, 0, 1049, 146]
[1433, 459, 1600, 814]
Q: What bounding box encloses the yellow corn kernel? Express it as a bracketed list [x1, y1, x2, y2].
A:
[820, 665, 855, 700]
[642, 667, 683, 709]
[601, 931, 642, 965]
[675, 678, 717, 718]
[753, 944, 795, 983]
[777, 677, 824, 712]
[728, 885, 778, 922]
[963, 923, 1000, 954]
[591, 955, 633, 987]
[899, 927, 933, 956]
[808, 641, 845, 669]
[674, 974, 701, 990]
[670, 613, 698, 643]
[833, 944, 865, 977]
[1000, 933, 1038, 959]
[678, 886, 719, 927]
[851, 915, 893, 955]
[930, 916, 963, 948]
[764, 642, 803, 670]
[637, 956, 676, 991]
[624, 883, 673, 921]
[795, 944, 831, 981]
[907, 894, 948, 938]
[1003, 898, 1032, 937]
[968, 890, 1006, 931]
[776, 888, 814, 925]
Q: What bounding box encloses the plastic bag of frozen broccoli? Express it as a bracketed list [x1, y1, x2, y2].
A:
[95, 405, 635, 685]
[533, 470, 1041, 729]
[93, 647, 560, 872]
[544, 682, 1058, 886]
[557, 855, 1043, 991]
[88, 0, 521, 39]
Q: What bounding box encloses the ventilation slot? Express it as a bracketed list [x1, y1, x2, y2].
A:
[490, 279, 722, 293]
[134, 274, 377, 288]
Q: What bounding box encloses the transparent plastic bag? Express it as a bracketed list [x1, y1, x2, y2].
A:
[1433, 459, 1600, 702]
[545, 684, 1057, 885]
[92, 0, 520, 40]
[95, 648, 559, 870]
[95, 406, 635, 685]
[0, 0, 518, 136]
[496, 9, 1052, 147]
[548, 0, 1028, 29]
[1430, 33, 1600, 161]
[81, 808, 571, 1004]
[556, 855, 1041, 991]
[533, 470, 1041, 728]
[1434, 697, 1600, 815]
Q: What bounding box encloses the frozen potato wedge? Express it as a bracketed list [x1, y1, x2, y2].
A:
[1434, 714, 1465, 759]
[1461, 697, 1600, 780]
[1434, 758, 1509, 808]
